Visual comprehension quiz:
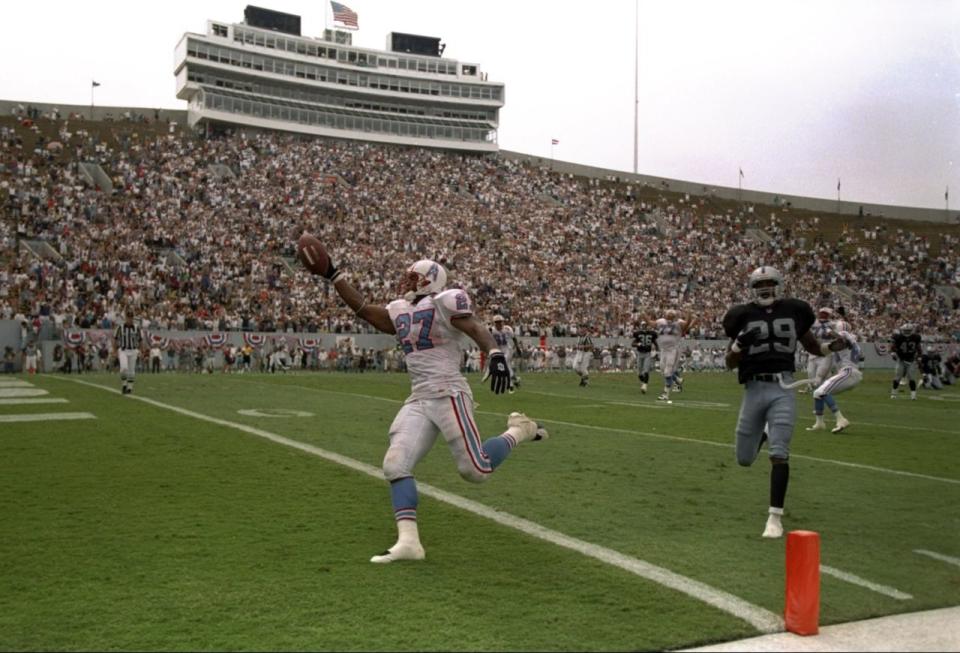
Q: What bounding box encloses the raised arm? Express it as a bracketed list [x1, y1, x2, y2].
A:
[331, 276, 395, 335]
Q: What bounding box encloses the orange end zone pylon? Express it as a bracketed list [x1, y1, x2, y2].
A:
[785, 530, 820, 635]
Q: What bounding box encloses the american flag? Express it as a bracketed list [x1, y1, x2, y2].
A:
[551, 138, 559, 145]
[331, 1, 358, 28]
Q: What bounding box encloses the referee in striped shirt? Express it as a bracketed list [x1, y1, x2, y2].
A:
[114, 310, 142, 395]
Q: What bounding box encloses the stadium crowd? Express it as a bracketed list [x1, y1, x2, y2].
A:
[2, 114, 958, 348]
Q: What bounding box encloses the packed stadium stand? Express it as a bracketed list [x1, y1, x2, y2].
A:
[2, 108, 958, 353]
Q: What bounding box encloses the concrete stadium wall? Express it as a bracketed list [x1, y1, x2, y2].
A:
[501, 150, 960, 225]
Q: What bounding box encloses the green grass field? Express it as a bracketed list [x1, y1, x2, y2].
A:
[1, 369, 957, 651]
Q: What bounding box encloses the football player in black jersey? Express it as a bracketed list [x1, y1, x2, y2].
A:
[631, 319, 658, 394]
[723, 266, 848, 538]
[890, 324, 922, 399]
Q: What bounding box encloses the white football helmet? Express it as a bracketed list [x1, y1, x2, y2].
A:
[665, 309, 677, 321]
[403, 259, 447, 302]
[817, 307, 834, 320]
[900, 323, 914, 336]
[748, 266, 784, 306]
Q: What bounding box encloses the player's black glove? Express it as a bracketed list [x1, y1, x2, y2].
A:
[323, 261, 343, 283]
[734, 327, 762, 351]
[482, 350, 511, 394]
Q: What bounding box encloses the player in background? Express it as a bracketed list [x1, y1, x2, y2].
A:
[801, 307, 836, 395]
[653, 309, 695, 402]
[891, 323, 921, 399]
[807, 321, 862, 433]
[631, 319, 657, 394]
[574, 328, 594, 387]
[723, 266, 847, 538]
[491, 314, 522, 393]
[311, 253, 548, 563]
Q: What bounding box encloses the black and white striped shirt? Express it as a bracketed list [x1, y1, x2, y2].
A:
[577, 335, 593, 351]
[115, 323, 141, 350]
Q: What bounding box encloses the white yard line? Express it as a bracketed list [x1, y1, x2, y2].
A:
[0, 412, 95, 423]
[820, 565, 913, 600]
[0, 388, 49, 398]
[52, 376, 784, 634]
[913, 549, 960, 568]
[0, 398, 69, 405]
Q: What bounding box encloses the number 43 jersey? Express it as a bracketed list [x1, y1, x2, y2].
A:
[722, 298, 816, 384]
[387, 289, 474, 401]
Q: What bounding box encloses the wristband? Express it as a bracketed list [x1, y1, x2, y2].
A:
[731, 341, 742, 353]
[820, 342, 832, 356]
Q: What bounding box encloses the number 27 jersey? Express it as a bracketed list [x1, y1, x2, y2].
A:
[387, 288, 473, 401]
[722, 298, 815, 383]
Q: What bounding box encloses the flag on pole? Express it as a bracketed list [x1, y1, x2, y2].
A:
[739, 167, 744, 179]
[551, 138, 559, 145]
[330, 1, 358, 28]
[837, 178, 841, 191]
[92, 80, 101, 88]
[946, 187, 950, 201]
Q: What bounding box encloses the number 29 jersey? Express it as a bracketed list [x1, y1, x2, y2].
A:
[722, 298, 816, 384]
[387, 288, 474, 401]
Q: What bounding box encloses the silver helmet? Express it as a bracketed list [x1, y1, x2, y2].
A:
[748, 266, 784, 306]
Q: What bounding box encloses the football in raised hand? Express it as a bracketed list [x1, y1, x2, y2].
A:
[297, 232, 331, 276]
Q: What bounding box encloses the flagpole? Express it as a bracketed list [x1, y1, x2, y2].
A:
[550, 140, 555, 170]
[633, 0, 638, 175]
[738, 167, 742, 203]
[90, 82, 95, 120]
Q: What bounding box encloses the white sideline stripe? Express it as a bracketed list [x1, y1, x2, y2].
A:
[52, 376, 784, 634]
[0, 398, 69, 405]
[820, 565, 913, 600]
[0, 380, 35, 387]
[913, 549, 960, 568]
[0, 412, 95, 423]
[230, 380, 960, 486]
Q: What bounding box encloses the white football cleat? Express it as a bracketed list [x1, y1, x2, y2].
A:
[507, 412, 549, 442]
[762, 516, 784, 539]
[805, 422, 826, 431]
[832, 416, 850, 433]
[370, 542, 426, 564]
[640, 383, 648, 394]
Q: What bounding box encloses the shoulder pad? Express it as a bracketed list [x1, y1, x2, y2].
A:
[435, 289, 473, 317]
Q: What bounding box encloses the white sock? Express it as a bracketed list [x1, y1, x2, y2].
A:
[396, 519, 421, 547]
[768, 507, 784, 517]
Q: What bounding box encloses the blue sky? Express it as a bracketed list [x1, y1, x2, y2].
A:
[3, 0, 958, 209]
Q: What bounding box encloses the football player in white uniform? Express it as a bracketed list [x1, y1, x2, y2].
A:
[802, 308, 836, 394]
[807, 324, 862, 433]
[652, 309, 695, 402]
[317, 256, 548, 563]
[491, 314, 521, 393]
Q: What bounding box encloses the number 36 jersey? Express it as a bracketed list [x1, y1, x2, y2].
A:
[722, 298, 816, 384]
[387, 289, 474, 401]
